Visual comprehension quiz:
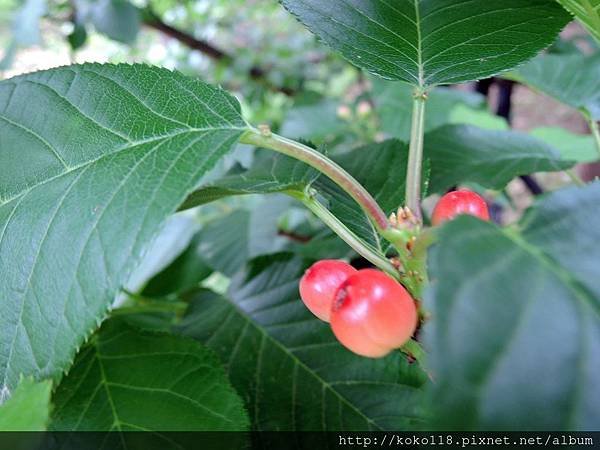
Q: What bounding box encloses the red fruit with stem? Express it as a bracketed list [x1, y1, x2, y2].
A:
[299, 260, 357, 322]
[431, 190, 490, 225]
[330, 269, 418, 358]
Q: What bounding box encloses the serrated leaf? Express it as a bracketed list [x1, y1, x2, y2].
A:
[556, 0, 600, 43]
[50, 319, 249, 431]
[177, 254, 429, 432]
[513, 52, 600, 120]
[424, 124, 575, 193]
[0, 378, 52, 431]
[0, 64, 246, 394]
[425, 182, 600, 430]
[281, 0, 570, 87]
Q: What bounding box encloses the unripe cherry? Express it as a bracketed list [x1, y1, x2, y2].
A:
[299, 260, 357, 322]
[330, 269, 418, 358]
[431, 190, 490, 225]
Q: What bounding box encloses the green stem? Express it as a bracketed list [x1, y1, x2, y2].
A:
[241, 128, 390, 232]
[588, 117, 600, 158]
[292, 191, 399, 280]
[405, 93, 427, 222]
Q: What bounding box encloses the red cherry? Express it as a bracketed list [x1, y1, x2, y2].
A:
[431, 190, 490, 225]
[330, 269, 418, 358]
[299, 260, 357, 322]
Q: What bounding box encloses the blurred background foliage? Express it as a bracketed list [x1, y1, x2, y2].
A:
[1, 0, 598, 292]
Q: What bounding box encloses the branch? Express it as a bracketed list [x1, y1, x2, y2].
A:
[142, 11, 295, 96]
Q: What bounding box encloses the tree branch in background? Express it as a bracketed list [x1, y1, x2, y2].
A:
[142, 11, 295, 96]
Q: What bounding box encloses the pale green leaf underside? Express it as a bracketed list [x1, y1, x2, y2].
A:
[513, 52, 600, 120]
[0, 377, 52, 431]
[281, 0, 570, 87]
[0, 63, 246, 394]
[178, 255, 429, 432]
[51, 320, 249, 431]
[426, 182, 600, 430]
[557, 0, 600, 42]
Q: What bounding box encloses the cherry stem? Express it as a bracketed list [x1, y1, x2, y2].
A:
[240, 128, 390, 232]
[290, 190, 400, 280]
[405, 91, 427, 222]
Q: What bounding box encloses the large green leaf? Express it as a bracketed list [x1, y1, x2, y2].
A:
[556, 0, 600, 42]
[425, 182, 600, 430]
[0, 64, 246, 395]
[50, 319, 249, 431]
[513, 52, 600, 120]
[177, 254, 429, 433]
[281, 0, 570, 87]
[424, 125, 575, 193]
[0, 378, 52, 431]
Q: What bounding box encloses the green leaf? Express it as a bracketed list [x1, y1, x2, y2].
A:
[179, 152, 318, 210]
[51, 319, 249, 431]
[0, 378, 52, 431]
[196, 196, 292, 276]
[513, 52, 600, 120]
[142, 233, 213, 297]
[280, 98, 347, 143]
[281, 0, 570, 87]
[556, 0, 600, 43]
[372, 78, 500, 140]
[184, 141, 411, 250]
[531, 127, 599, 163]
[314, 140, 413, 248]
[0, 64, 246, 394]
[177, 254, 429, 431]
[424, 125, 575, 194]
[425, 182, 600, 430]
[75, 0, 140, 44]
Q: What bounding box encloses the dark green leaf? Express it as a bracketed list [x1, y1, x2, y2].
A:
[281, 0, 570, 87]
[0, 64, 246, 394]
[67, 23, 88, 51]
[142, 233, 213, 297]
[0, 378, 52, 431]
[425, 182, 600, 430]
[424, 125, 575, 193]
[513, 52, 600, 120]
[51, 320, 249, 431]
[177, 254, 429, 431]
[196, 196, 292, 276]
[180, 153, 318, 210]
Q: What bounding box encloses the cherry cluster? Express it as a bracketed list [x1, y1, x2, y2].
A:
[298, 190, 489, 358]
